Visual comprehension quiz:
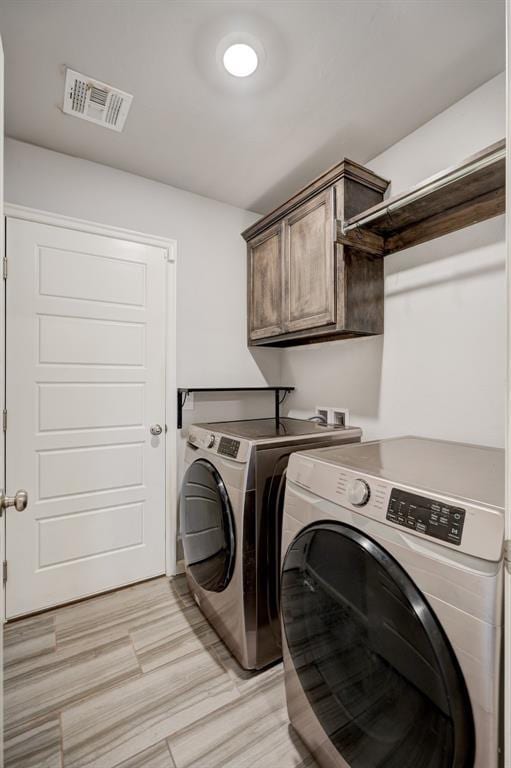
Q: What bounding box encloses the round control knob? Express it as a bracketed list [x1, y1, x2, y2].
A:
[347, 479, 370, 507]
[205, 433, 216, 449]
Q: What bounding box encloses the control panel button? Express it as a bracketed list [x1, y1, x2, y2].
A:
[386, 488, 465, 545]
[218, 436, 240, 459]
[347, 479, 371, 507]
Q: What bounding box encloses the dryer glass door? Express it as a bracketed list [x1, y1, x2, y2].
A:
[281, 522, 474, 768]
[180, 459, 235, 592]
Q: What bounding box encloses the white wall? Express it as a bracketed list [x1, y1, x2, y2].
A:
[4, 70, 505, 457]
[282, 72, 506, 448]
[3, 138, 284, 491]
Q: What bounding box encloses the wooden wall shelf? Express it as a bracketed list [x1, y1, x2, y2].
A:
[338, 139, 505, 256]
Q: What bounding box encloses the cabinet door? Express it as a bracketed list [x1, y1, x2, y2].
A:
[248, 223, 283, 341]
[283, 189, 335, 333]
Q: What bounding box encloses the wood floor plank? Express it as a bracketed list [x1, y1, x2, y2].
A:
[4, 717, 62, 768]
[55, 578, 183, 653]
[4, 614, 56, 677]
[130, 603, 218, 673]
[170, 575, 195, 608]
[113, 741, 175, 768]
[167, 672, 318, 768]
[211, 639, 283, 695]
[5, 636, 140, 735]
[61, 646, 240, 768]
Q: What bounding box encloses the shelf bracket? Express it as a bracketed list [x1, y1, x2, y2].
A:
[275, 388, 293, 428]
[336, 220, 385, 256]
[177, 389, 189, 430]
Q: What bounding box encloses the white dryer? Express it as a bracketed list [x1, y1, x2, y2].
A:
[281, 437, 504, 768]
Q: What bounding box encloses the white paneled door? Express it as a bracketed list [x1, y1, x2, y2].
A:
[0, 33, 5, 763]
[5, 217, 168, 618]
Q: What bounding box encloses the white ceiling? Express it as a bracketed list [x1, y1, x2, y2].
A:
[0, 0, 505, 213]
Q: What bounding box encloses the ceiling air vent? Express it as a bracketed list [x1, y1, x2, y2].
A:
[62, 68, 133, 132]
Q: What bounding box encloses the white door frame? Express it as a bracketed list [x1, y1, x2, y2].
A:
[505, 3, 510, 764]
[3, 203, 179, 581]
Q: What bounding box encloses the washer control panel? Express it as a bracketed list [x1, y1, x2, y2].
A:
[218, 436, 240, 459]
[387, 488, 466, 546]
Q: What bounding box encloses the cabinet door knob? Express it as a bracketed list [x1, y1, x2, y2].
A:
[150, 424, 163, 436]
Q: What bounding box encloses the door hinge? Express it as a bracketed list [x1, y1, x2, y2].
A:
[505, 540, 511, 573]
[2, 409, 7, 432]
[2, 257, 7, 280]
[3, 561, 7, 584]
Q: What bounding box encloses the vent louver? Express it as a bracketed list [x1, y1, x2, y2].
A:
[63, 68, 133, 132]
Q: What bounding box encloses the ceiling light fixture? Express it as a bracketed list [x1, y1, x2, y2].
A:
[223, 43, 258, 77]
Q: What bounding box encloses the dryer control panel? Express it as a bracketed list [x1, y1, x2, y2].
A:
[387, 488, 466, 546]
[218, 436, 240, 459]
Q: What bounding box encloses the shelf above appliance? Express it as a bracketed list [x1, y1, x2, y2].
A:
[176, 387, 295, 429]
[338, 138, 505, 256]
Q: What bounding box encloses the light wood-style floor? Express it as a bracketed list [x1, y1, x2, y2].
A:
[4, 575, 317, 768]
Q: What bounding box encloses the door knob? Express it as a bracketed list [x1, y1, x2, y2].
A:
[0, 489, 28, 512]
[150, 424, 163, 436]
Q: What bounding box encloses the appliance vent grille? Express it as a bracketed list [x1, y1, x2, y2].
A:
[63, 68, 133, 132]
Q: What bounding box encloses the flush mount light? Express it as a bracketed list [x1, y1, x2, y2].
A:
[223, 43, 258, 77]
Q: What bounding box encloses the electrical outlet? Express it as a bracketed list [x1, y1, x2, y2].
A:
[332, 408, 349, 427]
[316, 406, 350, 426]
[315, 407, 329, 424]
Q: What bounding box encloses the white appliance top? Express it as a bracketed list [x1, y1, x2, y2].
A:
[300, 436, 504, 510]
[194, 418, 360, 442]
[187, 419, 362, 462]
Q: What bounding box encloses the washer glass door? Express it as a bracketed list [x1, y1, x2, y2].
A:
[180, 459, 235, 592]
[281, 522, 474, 768]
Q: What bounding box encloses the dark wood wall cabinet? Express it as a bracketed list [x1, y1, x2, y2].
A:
[242, 139, 505, 348]
[242, 160, 389, 347]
